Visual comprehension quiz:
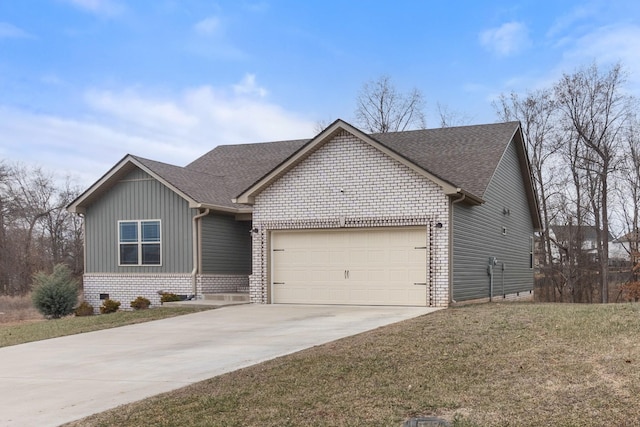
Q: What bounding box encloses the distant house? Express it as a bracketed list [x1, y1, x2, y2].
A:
[549, 225, 627, 263]
[67, 119, 541, 309]
[614, 230, 640, 260]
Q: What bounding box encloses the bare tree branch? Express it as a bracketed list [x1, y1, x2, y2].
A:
[355, 75, 426, 133]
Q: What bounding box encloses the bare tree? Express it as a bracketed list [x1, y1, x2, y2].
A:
[0, 163, 82, 294]
[617, 115, 640, 274]
[5, 165, 60, 292]
[436, 102, 473, 128]
[493, 89, 561, 268]
[554, 62, 632, 303]
[0, 162, 9, 293]
[313, 118, 332, 134]
[355, 75, 426, 133]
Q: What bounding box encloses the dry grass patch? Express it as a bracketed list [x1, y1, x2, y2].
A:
[0, 294, 43, 325]
[64, 303, 640, 427]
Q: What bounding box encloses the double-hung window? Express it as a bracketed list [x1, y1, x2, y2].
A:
[118, 220, 161, 266]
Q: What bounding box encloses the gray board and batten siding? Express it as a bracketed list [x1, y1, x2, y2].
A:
[452, 138, 535, 302]
[84, 168, 195, 274]
[201, 213, 252, 274]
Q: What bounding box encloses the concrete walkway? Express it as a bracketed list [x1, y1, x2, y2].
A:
[0, 304, 439, 427]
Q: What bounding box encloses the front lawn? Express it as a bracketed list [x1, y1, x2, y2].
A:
[65, 303, 640, 426]
[0, 306, 212, 348]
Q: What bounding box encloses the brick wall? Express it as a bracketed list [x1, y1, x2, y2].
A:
[83, 273, 193, 311]
[250, 129, 450, 307]
[83, 273, 249, 311]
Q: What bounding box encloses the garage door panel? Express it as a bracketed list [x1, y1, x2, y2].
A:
[272, 227, 428, 306]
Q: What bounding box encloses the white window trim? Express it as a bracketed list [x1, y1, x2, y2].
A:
[118, 219, 162, 267]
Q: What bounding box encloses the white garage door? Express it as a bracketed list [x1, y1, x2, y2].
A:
[271, 227, 428, 306]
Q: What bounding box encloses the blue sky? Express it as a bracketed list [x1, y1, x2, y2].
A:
[1, 0, 640, 187]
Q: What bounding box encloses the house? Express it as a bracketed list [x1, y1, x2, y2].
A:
[67, 119, 541, 309]
[613, 230, 639, 262]
[549, 225, 627, 263]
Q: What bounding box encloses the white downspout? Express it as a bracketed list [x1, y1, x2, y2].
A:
[191, 208, 210, 298]
[449, 193, 466, 304]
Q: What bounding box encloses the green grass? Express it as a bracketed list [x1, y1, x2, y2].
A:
[0, 306, 212, 348]
[63, 303, 640, 427]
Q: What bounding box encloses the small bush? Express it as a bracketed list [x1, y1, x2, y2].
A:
[130, 296, 151, 310]
[100, 298, 121, 314]
[620, 281, 640, 302]
[160, 292, 181, 303]
[31, 264, 79, 319]
[75, 301, 94, 316]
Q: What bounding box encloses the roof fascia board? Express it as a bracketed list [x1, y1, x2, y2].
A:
[235, 119, 466, 204]
[67, 155, 201, 214]
[129, 158, 201, 207]
[512, 125, 542, 231]
[67, 154, 136, 214]
[234, 120, 345, 204]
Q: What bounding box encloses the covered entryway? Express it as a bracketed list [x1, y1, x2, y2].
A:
[271, 227, 428, 306]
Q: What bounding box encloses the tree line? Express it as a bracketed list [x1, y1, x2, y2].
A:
[493, 62, 639, 303]
[0, 163, 83, 295]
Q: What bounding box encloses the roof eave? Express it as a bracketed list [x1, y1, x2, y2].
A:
[66, 154, 137, 213]
[66, 155, 201, 214]
[446, 188, 484, 205]
[191, 202, 253, 214]
[512, 125, 543, 231]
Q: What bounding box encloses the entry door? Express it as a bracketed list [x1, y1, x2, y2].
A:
[271, 227, 428, 306]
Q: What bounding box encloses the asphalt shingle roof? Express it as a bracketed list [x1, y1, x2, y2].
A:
[179, 121, 520, 208]
[186, 138, 309, 202]
[372, 121, 519, 198]
[74, 121, 523, 212]
[551, 225, 614, 242]
[131, 156, 238, 209]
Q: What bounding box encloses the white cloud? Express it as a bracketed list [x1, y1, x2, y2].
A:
[0, 76, 315, 187]
[537, 24, 640, 94]
[480, 21, 531, 57]
[244, 2, 269, 13]
[562, 24, 640, 71]
[40, 74, 65, 86]
[194, 16, 221, 36]
[62, 0, 125, 17]
[188, 15, 247, 60]
[486, 22, 640, 119]
[0, 22, 34, 39]
[546, 4, 597, 39]
[85, 89, 198, 129]
[233, 74, 268, 97]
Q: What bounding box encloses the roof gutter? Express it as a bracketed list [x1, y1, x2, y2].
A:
[445, 188, 483, 205]
[190, 202, 253, 214]
[191, 208, 210, 298]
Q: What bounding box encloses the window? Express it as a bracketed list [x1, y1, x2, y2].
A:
[118, 220, 161, 266]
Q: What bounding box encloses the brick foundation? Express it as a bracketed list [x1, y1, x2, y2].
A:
[83, 273, 249, 311]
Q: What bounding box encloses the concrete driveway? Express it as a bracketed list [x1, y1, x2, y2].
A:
[0, 304, 438, 427]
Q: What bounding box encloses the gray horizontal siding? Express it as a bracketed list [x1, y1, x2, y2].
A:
[452, 139, 534, 301]
[201, 214, 252, 274]
[85, 168, 194, 274]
